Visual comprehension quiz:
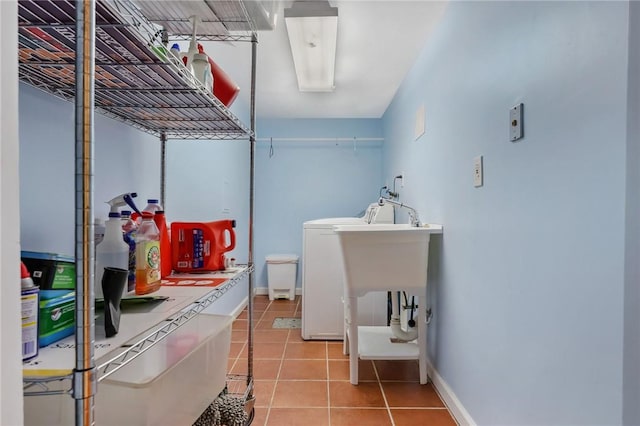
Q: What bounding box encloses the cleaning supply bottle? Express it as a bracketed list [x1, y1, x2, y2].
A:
[106, 192, 141, 215]
[192, 44, 214, 93]
[143, 199, 163, 214]
[182, 15, 201, 74]
[94, 217, 105, 247]
[169, 43, 182, 62]
[95, 212, 129, 300]
[153, 210, 172, 278]
[21, 262, 39, 361]
[120, 210, 137, 294]
[135, 212, 161, 295]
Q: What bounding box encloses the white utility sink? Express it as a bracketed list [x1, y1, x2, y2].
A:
[333, 223, 443, 296]
[333, 222, 443, 385]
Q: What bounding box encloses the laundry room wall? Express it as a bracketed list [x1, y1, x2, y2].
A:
[19, 83, 161, 256]
[381, 1, 628, 424]
[624, 2, 640, 424]
[253, 118, 384, 293]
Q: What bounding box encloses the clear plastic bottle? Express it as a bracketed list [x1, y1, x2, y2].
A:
[142, 199, 163, 214]
[135, 212, 161, 295]
[95, 212, 129, 299]
[120, 210, 138, 294]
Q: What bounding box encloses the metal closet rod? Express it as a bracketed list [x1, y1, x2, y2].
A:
[256, 137, 384, 142]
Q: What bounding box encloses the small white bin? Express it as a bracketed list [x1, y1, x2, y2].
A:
[266, 254, 299, 300]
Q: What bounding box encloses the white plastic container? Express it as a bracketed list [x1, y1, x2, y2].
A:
[266, 254, 299, 300]
[24, 313, 233, 426]
[95, 212, 129, 299]
[95, 313, 232, 425]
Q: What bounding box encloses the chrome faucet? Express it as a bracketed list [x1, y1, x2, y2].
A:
[378, 197, 421, 227]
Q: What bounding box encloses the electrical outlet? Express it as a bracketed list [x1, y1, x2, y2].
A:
[473, 156, 483, 187]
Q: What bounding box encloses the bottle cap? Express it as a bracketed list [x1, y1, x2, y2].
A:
[108, 212, 121, 218]
[147, 199, 159, 204]
[21, 262, 31, 279]
[171, 43, 180, 50]
[155, 210, 165, 214]
[121, 210, 131, 217]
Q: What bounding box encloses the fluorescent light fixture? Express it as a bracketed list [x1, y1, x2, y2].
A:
[284, 0, 338, 92]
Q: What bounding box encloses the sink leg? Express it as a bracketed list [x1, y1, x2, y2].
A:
[343, 293, 349, 355]
[419, 294, 428, 384]
[348, 295, 359, 385]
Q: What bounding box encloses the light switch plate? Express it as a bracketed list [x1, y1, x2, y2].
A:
[473, 156, 483, 187]
[510, 103, 524, 141]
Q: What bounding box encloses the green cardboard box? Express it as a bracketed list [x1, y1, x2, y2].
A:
[39, 290, 75, 347]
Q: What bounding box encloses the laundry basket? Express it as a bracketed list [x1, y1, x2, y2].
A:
[266, 254, 299, 300]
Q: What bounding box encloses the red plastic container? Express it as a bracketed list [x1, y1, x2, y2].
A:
[171, 220, 236, 273]
[153, 211, 172, 278]
[208, 57, 240, 107]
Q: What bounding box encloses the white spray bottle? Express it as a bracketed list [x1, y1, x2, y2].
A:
[106, 192, 141, 215]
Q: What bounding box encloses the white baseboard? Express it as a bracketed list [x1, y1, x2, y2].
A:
[230, 297, 248, 319]
[254, 287, 302, 296]
[428, 362, 475, 426]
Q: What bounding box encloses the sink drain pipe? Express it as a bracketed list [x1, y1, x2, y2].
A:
[390, 291, 418, 342]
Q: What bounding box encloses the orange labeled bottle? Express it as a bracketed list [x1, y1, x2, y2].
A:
[135, 212, 161, 295]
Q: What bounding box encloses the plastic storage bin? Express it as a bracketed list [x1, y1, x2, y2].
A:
[95, 313, 232, 425]
[266, 254, 299, 301]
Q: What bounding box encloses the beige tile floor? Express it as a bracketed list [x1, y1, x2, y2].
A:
[228, 296, 458, 426]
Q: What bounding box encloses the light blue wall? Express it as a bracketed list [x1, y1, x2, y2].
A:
[382, 2, 627, 424]
[254, 118, 384, 290]
[624, 2, 640, 424]
[163, 139, 251, 266]
[19, 84, 251, 315]
[19, 83, 161, 255]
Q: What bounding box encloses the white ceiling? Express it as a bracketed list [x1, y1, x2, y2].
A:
[201, 1, 448, 119]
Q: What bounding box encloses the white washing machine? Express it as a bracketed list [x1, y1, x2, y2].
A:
[301, 203, 393, 340]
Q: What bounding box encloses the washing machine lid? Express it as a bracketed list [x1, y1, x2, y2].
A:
[303, 217, 365, 229]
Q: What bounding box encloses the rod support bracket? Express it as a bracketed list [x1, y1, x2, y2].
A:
[71, 366, 97, 400]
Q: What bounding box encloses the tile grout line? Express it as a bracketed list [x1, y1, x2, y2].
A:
[373, 361, 397, 426]
[325, 341, 331, 426]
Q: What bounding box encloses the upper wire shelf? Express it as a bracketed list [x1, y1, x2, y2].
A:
[18, 0, 256, 140]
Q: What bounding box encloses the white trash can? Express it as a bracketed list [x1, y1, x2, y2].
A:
[266, 254, 299, 301]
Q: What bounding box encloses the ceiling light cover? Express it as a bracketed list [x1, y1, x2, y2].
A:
[284, 1, 338, 92]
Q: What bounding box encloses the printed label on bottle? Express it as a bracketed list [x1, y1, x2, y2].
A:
[136, 240, 161, 294]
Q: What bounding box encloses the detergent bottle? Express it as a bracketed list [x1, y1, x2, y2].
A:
[135, 212, 161, 295]
[170, 219, 235, 272]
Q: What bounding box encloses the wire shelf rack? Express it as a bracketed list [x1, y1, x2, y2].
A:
[23, 265, 253, 396]
[18, 0, 254, 139]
